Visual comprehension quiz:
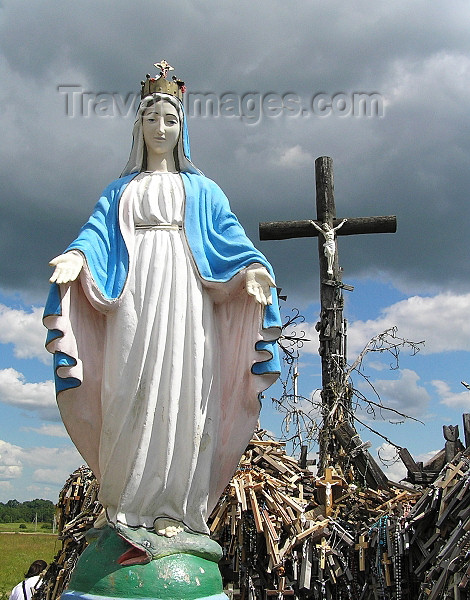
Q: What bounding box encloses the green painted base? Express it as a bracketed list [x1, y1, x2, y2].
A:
[63, 526, 227, 600]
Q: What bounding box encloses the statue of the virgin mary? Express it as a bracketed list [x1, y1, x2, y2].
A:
[43, 62, 281, 564]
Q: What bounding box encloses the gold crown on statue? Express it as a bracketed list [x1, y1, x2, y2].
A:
[141, 60, 186, 100]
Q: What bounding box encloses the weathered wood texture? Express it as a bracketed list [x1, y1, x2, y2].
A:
[464, 413, 470, 448]
[259, 216, 397, 240]
[444, 424, 463, 463]
[399, 447, 420, 473]
[314, 157, 348, 469]
[334, 421, 389, 490]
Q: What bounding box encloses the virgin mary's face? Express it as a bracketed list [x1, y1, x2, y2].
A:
[142, 100, 180, 160]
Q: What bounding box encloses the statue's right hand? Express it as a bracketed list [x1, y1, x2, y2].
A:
[49, 251, 84, 284]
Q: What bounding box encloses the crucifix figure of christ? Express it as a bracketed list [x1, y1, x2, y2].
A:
[259, 156, 396, 472]
[311, 219, 347, 276]
[315, 467, 346, 516]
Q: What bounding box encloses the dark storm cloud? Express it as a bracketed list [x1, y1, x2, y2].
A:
[1, 0, 469, 304]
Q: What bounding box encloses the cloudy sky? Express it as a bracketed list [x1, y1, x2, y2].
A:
[1, 0, 470, 501]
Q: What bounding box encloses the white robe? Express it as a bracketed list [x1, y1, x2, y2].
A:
[44, 170, 281, 537]
[99, 172, 219, 534]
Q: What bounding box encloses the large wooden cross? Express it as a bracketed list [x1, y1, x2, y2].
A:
[259, 156, 396, 471]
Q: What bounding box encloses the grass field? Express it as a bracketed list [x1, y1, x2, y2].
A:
[0, 522, 54, 534]
[0, 527, 59, 599]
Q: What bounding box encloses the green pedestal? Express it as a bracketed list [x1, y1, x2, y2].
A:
[62, 526, 228, 600]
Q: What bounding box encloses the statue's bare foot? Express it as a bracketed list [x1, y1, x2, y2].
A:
[154, 518, 184, 538]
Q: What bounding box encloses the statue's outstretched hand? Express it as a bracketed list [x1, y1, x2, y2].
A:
[49, 251, 84, 284]
[245, 267, 275, 306]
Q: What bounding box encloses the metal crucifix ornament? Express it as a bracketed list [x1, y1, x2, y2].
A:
[259, 156, 397, 472]
[154, 59, 174, 77]
[311, 220, 347, 276]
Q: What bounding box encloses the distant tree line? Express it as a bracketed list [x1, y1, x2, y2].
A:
[0, 499, 55, 523]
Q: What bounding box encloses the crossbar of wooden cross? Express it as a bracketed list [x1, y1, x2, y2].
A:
[260, 216, 396, 241]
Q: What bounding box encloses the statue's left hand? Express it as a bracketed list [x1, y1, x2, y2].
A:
[49, 251, 84, 284]
[245, 267, 275, 306]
